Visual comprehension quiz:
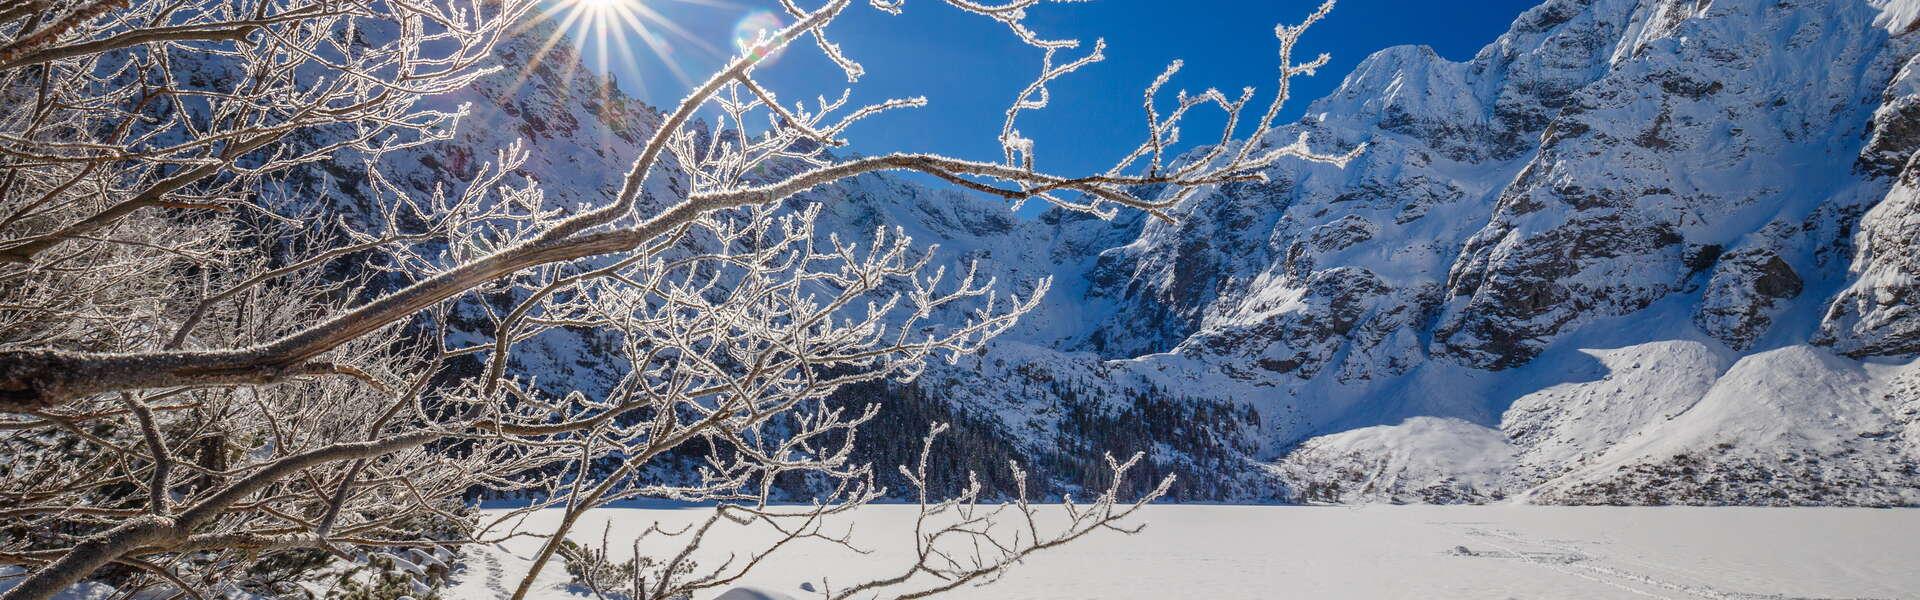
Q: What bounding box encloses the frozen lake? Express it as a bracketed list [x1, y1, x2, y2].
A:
[457, 505, 1920, 600]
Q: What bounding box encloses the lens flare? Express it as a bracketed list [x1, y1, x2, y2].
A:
[732, 10, 788, 65]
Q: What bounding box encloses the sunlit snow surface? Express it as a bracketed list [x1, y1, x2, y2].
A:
[457, 505, 1920, 600]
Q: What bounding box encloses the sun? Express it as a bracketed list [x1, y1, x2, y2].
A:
[514, 0, 727, 101]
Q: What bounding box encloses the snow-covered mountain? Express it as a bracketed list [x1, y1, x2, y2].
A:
[893, 0, 1920, 506]
[350, 0, 1920, 505]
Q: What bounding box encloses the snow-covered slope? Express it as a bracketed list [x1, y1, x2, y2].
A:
[338, 0, 1920, 505]
[1534, 345, 1920, 505]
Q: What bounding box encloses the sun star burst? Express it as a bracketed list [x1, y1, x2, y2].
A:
[514, 0, 733, 102]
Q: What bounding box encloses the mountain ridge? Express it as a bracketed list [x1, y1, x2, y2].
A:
[913, 0, 1920, 505]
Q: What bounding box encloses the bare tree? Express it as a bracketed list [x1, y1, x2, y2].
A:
[0, 0, 1358, 598]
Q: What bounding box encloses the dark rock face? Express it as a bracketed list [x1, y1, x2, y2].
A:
[1195, 267, 1391, 381]
[1441, 212, 1689, 369]
[1857, 55, 1920, 178]
[1820, 154, 1920, 357]
[1433, 0, 1914, 370]
[1309, 216, 1379, 253]
[1696, 243, 1804, 350]
[1819, 54, 1920, 357]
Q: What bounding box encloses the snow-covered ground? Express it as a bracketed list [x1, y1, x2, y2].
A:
[458, 505, 1920, 600]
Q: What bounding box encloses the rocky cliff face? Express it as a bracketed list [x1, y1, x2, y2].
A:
[340, 0, 1920, 505]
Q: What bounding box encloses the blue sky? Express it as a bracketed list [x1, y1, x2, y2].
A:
[564, 0, 1539, 191]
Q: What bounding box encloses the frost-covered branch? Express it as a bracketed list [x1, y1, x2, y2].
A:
[0, 0, 1357, 411]
[0, 0, 1354, 598]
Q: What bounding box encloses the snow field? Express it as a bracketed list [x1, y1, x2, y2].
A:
[456, 504, 1920, 600]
